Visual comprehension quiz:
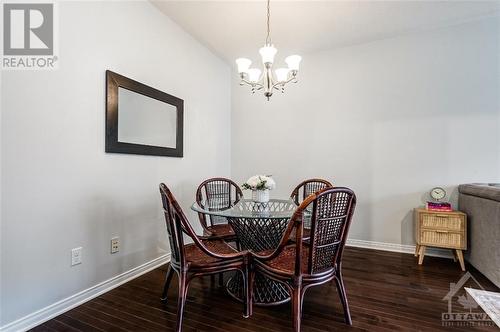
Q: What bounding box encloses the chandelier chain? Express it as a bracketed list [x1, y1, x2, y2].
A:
[266, 0, 271, 45]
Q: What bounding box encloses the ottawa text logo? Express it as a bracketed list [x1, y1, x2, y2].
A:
[442, 272, 495, 328]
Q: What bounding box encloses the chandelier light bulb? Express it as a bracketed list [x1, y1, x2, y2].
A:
[259, 45, 277, 64]
[247, 68, 262, 82]
[285, 55, 302, 71]
[235, 58, 252, 74]
[275, 68, 289, 82]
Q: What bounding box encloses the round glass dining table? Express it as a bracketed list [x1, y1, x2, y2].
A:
[191, 198, 297, 306]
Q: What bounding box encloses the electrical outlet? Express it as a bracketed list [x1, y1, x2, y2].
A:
[111, 237, 119, 254]
[71, 247, 82, 266]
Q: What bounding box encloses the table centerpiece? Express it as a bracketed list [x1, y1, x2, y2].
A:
[242, 175, 276, 203]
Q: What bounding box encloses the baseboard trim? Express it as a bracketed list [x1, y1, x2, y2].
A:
[0, 253, 171, 332]
[346, 238, 454, 259]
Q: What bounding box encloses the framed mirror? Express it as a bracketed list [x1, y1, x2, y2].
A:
[105, 70, 183, 157]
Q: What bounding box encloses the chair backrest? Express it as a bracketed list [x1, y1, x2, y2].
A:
[160, 183, 186, 268]
[283, 187, 356, 276]
[306, 187, 356, 274]
[290, 179, 333, 205]
[196, 178, 243, 227]
[160, 183, 208, 269]
[161, 183, 240, 270]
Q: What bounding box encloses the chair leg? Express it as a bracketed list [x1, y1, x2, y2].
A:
[291, 286, 302, 332]
[175, 272, 189, 332]
[334, 271, 352, 325]
[248, 268, 255, 318]
[218, 272, 224, 287]
[241, 266, 251, 318]
[300, 288, 307, 314]
[161, 265, 175, 302]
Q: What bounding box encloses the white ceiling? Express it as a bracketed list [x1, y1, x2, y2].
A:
[152, 1, 500, 64]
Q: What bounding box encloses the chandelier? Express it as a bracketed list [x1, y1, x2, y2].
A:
[235, 0, 302, 100]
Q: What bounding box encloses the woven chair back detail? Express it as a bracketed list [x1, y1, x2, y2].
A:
[290, 179, 333, 205]
[310, 189, 354, 273]
[196, 178, 243, 226]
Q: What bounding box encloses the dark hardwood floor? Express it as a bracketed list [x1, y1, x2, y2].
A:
[31, 247, 499, 331]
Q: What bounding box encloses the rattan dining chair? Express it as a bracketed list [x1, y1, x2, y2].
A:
[290, 178, 333, 205]
[196, 178, 243, 286]
[196, 177, 243, 241]
[159, 183, 250, 332]
[250, 187, 356, 332]
[290, 179, 333, 241]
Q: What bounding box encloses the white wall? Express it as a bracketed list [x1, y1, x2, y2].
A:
[231, 17, 500, 245]
[0, 0, 231, 326]
[1, 3, 499, 327]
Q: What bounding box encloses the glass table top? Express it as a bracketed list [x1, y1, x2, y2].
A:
[191, 198, 298, 219]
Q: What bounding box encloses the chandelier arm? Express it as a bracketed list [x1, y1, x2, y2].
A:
[239, 78, 264, 89]
[271, 75, 298, 90]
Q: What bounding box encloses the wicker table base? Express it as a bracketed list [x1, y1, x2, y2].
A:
[227, 208, 294, 306]
[226, 271, 290, 306]
[192, 199, 298, 306]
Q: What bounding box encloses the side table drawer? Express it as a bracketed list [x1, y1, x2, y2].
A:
[421, 213, 464, 231]
[420, 229, 465, 249]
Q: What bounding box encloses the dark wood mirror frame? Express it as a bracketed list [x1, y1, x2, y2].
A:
[105, 70, 184, 157]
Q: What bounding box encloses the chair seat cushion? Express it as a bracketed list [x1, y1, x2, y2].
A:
[257, 245, 310, 274]
[204, 224, 235, 237]
[185, 240, 237, 266]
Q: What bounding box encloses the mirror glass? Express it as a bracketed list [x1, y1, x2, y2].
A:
[117, 87, 177, 148]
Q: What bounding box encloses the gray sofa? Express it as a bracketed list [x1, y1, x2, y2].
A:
[458, 183, 500, 287]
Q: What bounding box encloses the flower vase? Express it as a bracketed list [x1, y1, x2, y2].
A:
[252, 189, 270, 203]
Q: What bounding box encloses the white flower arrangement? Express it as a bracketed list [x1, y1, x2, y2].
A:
[242, 175, 276, 191]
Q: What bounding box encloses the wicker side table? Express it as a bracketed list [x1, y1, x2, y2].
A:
[414, 208, 467, 271]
